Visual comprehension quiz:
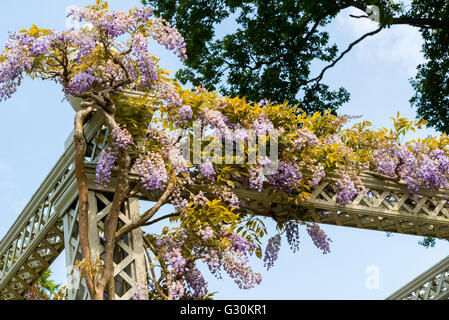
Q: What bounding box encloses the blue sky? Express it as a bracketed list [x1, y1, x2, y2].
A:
[1, 0, 449, 300]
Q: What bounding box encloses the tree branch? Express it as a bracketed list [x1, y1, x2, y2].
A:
[114, 172, 177, 240]
[143, 213, 180, 227]
[142, 236, 169, 300]
[97, 147, 132, 300]
[391, 17, 449, 30]
[347, 1, 449, 30]
[305, 26, 383, 87]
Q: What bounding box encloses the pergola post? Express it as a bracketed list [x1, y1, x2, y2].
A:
[62, 189, 148, 300]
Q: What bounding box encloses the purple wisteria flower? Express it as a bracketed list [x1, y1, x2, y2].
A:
[326, 134, 343, 145]
[111, 126, 133, 149]
[0, 34, 34, 101]
[0, 6, 186, 99]
[164, 248, 187, 272]
[190, 191, 209, 207]
[184, 266, 208, 298]
[131, 282, 149, 300]
[64, 69, 95, 96]
[155, 226, 262, 298]
[168, 279, 185, 300]
[198, 226, 214, 241]
[252, 114, 274, 137]
[200, 108, 231, 138]
[224, 192, 240, 209]
[263, 234, 281, 270]
[95, 149, 117, 187]
[170, 188, 190, 213]
[294, 128, 319, 150]
[136, 153, 168, 191]
[285, 221, 300, 253]
[131, 33, 159, 86]
[168, 148, 188, 173]
[248, 165, 264, 192]
[222, 251, 262, 290]
[267, 160, 302, 192]
[233, 127, 249, 142]
[227, 231, 256, 254]
[134, 8, 153, 21]
[150, 17, 187, 61]
[198, 159, 216, 180]
[157, 81, 183, 108]
[30, 37, 51, 55]
[179, 105, 193, 121]
[335, 174, 357, 205]
[308, 163, 326, 188]
[257, 98, 269, 107]
[307, 223, 332, 254]
[373, 142, 449, 195]
[72, 31, 97, 61]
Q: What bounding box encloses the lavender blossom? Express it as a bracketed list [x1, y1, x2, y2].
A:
[95, 149, 117, 187]
[285, 221, 300, 253]
[198, 160, 216, 180]
[136, 153, 168, 191]
[111, 126, 133, 149]
[263, 234, 281, 270]
[307, 223, 332, 254]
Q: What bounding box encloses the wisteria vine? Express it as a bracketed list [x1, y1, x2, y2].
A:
[1, 0, 448, 300]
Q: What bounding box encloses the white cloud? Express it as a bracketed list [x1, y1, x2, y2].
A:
[335, 7, 425, 77]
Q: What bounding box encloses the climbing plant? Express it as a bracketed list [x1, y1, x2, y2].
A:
[1, 1, 449, 300]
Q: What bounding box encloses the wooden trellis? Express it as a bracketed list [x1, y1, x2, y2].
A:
[1, 111, 448, 300]
[387, 255, 449, 300]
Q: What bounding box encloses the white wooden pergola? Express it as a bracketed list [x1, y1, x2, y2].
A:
[0, 104, 447, 300]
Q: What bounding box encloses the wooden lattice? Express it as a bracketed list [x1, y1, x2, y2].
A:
[2, 113, 449, 299]
[63, 191, 147, 300]
[387, 255, 449, 300]
[231, 174, 449, 240]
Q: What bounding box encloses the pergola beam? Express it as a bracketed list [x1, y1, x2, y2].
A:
[1, 115, 449, 299]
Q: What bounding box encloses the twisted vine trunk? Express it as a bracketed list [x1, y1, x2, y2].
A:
[95, 103, 132, 300]
[73, 95, 134, 300]
[74, 107, 96, 298]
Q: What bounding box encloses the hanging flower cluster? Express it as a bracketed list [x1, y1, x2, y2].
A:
[373, 142, 449, 195]
[0, 2, 186, 101]
[3, 0, 449, 301]
[150, 225, 262, 299]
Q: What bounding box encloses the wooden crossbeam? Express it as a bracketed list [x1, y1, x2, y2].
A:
[2, 114, 449, 300]
[387, 255, 449, 300]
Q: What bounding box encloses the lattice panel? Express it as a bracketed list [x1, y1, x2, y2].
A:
[4, 109, 449, 300]
[0, 166, 70, 299]
[0, 222, 64, 299]
[387, 256, 449, 300]
[232, 174, 449, 241]
[0, 114, 105, 299]
[303, 178, 449, 239]
[63, 200, 89, 300]
[64, 191, 147, 300]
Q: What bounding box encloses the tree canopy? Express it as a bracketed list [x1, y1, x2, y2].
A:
[143, 0, 449, 130]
